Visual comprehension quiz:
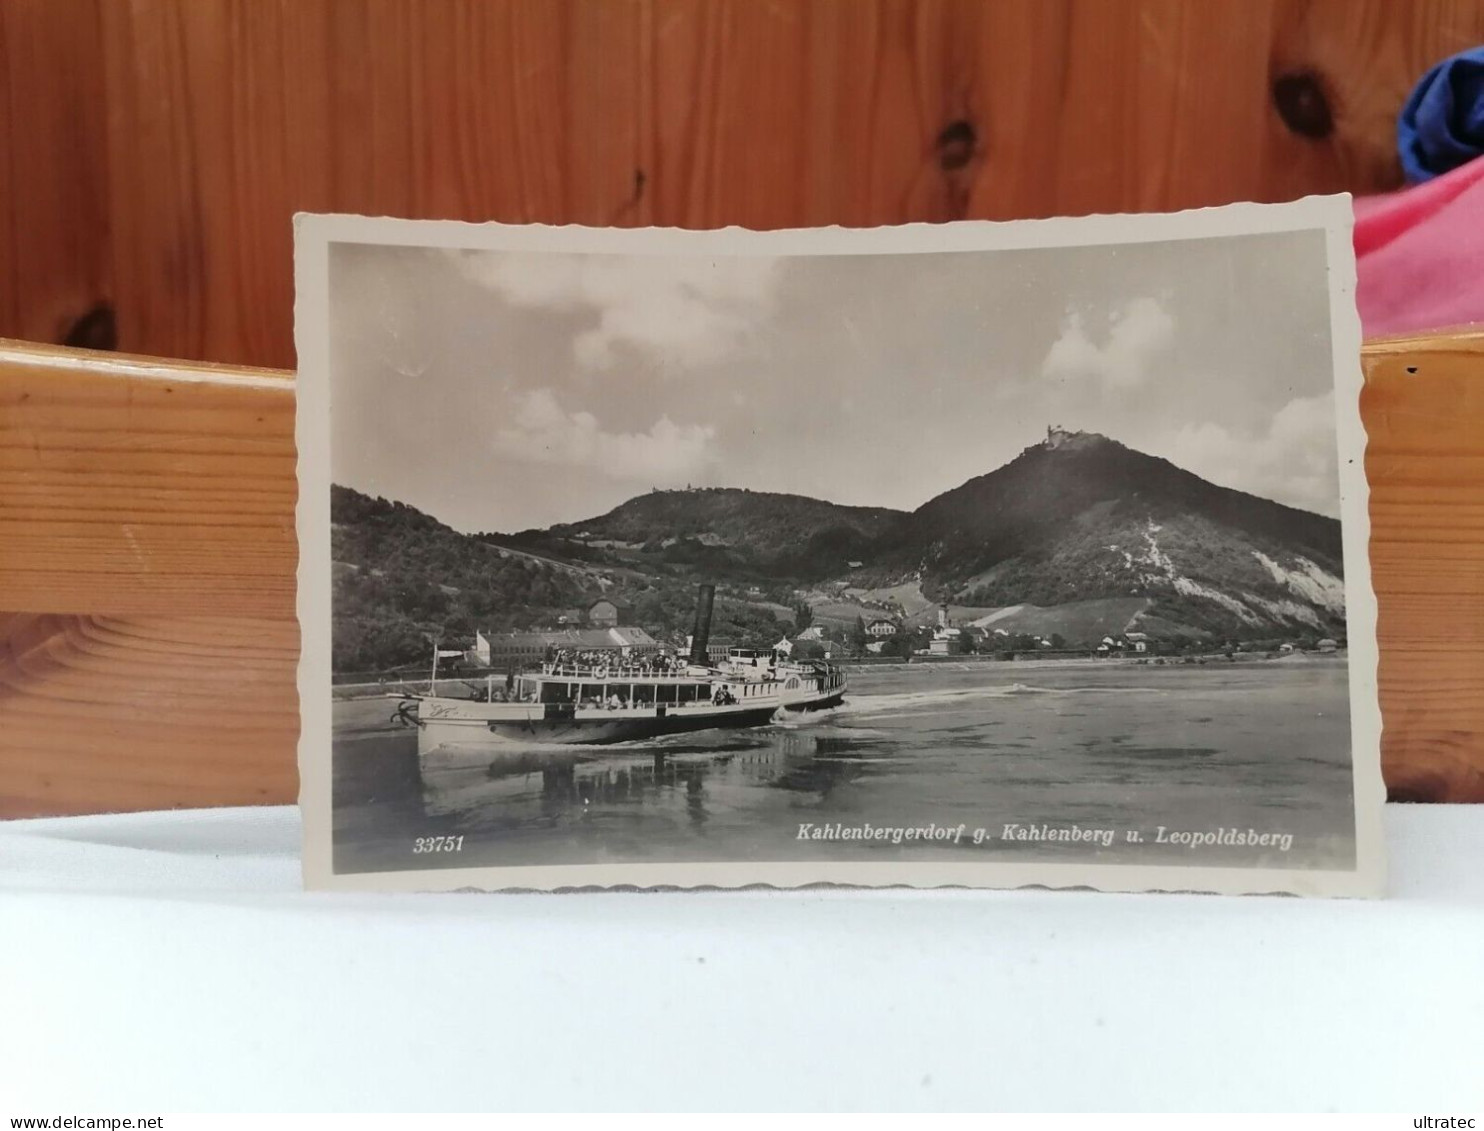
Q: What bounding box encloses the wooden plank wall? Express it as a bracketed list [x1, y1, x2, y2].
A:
[2, 1, 1484, 814]
[2, 333, 1482, 817]
[4, 0, 1484, 368]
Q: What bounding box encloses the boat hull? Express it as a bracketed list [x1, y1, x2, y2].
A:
[781, 685, 846, 712]
[478, 704, 779, 745]
[416, 698, 781, 761]
[412, 666, 846, 767]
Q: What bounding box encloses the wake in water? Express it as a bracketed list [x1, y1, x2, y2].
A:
[841, 680, 1188, 720]
[424, 686, 1081, 758]
[770, 706, 849, 730]
[419, 681, 1181, 764]
[839, 683, 1074, 719]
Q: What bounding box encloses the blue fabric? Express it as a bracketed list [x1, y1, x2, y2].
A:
[1399, 46, 1484, 183]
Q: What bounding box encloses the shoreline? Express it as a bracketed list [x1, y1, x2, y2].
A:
[330, 650, 1348, 703]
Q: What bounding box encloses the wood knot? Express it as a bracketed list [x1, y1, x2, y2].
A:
[1271, 70, 1334, 140]
[62, 303, 117, 351]
[936, 120, 977, 171]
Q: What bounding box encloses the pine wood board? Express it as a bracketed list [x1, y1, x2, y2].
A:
[2, 332, 1482, 816]
[1, 345, 298, 816]
[1358, 329, 1484, 805]
[8, 1, 1484, 368]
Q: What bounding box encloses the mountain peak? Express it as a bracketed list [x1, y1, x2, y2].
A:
[886, 426, 1345, 638]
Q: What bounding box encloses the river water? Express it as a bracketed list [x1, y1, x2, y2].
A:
[330, 656, 1357, 876]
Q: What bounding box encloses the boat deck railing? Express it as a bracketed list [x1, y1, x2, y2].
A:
[534, 658, 843, 684]
[539, 661, 694, 680]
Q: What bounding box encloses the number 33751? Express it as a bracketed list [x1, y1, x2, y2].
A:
[413, 835, 465, 854]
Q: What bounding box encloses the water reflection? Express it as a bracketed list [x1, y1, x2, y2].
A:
[420, 730, 884, 823]
[333, 660, 1359, 873]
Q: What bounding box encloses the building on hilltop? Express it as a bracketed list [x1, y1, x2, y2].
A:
[1043, 425, 1101, 452]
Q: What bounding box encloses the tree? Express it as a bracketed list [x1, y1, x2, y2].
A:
[882, 633, 915, 659]
[793, 601, 814, 631]
[850, 615, 869, 654]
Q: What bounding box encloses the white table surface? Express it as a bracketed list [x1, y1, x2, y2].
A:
[2, 803, 1481, 1113]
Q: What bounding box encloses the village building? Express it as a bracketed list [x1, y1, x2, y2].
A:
[1096, 633, 1154, 656]
[928, 635, 964, 655]
[587, 598, 632, 627]
[926, 603, 966, 654]
[470, 625, 661, 667]
[795, 625, 827, 642]
[696, 639, 737, 664]
[1316, 638, 1339, 653]
[866, 618, 898, 638]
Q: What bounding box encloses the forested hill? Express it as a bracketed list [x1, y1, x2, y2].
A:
[330, 425, 1350, 669]
[539, 487, 903, 579]
[331, 486, 596, 672]
[330, 486, 795, 673]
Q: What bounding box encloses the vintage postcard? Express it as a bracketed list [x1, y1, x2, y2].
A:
[295, 198, 1384, 895]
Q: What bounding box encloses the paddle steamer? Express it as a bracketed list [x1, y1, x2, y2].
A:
[402, 585, 845, 758]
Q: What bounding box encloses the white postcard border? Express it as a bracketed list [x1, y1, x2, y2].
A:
[294, 196, 1385, 896]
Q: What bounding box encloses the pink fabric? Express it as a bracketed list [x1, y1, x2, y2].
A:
[1353, 157, 1484, 337]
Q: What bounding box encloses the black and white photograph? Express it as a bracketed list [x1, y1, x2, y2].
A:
[295, 200, 1384, 895]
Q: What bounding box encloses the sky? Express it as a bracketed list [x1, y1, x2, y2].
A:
[328, 228, 1341, 533]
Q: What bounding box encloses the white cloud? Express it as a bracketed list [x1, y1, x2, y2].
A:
[1160, 392, 1340, 516]
[493, 389, 716, 482]
[1042, 297, 1175, 391]
[450, 250, 780, 372]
